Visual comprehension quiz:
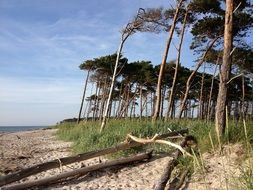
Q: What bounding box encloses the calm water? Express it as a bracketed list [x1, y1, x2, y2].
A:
[0, 126, 48, 132]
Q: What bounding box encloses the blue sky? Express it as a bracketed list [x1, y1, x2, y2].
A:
[0, 0, 196, 126]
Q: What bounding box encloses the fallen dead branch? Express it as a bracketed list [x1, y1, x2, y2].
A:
[154, 136, 197, 190]
[2, 151, 152, 190]
[0, 128, 188, 187]
[168, 168, 189, 190]
[126, 134, 192, 157]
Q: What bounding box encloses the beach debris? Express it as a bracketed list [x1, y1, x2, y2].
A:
[154, 135, 197, 190]
[0, 128, 188, 187]
[2, 152, 152, 190]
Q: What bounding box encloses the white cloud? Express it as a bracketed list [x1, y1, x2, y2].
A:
[0, 76, 87, 125]
[0, 76, 84, 104]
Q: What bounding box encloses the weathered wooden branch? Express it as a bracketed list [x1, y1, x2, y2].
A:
[226, 73, 243, 84]
[154, 136, 196, 190]
[0, 128, 188, 187]
[168, 168, 189, 190]
[126, 134, 192, 157]
[155, 158, 177, 190]
[2, 152, 152, 190]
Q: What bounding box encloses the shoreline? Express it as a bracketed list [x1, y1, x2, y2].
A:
[0, 126, 53, 134]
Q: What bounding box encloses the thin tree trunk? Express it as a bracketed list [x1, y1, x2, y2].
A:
[82, 99, 88, 121]
[192, 101, 195, 118]
[215, 0, 233, 140]
[77, 69, 91, 123]
[86, 99, 92, 120]
[92, 81, 99, 120]
[178, 36, 219, 118]
[199, 64, 205, 119]
[152, 0, 183, 122]
[207, 58, 219, 120]
[116, 82, 124, 118]
[99, 78, 108, 121]
[124, 85, 131, 118]
[116, 98, 121, 118]
[100, 38, 124, 131]
[146, 94, 148, 117]
[95, 81, 102, 119]
[170, 98, 175, 119]
[130, 96, 134, 118]
[241, 73, 245, 120]
[160, 86, 166, 118]
[113, 100, 117, 118]
[245, 101, 249, 118]
[142, 95, 148, 118]
[188, 100, 192, 118]
[151, 92, 155, 116]
[166, 8, 188, 121]
[119, 84, 138, 118]
[118, 85, 127, 118]
[140, 84, 143, 119]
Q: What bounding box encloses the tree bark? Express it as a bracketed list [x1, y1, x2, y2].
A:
[152, 0, 183, 122]
[215, 0, 233, 140]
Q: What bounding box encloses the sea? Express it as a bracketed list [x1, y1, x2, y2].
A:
[0, 126, 48, 133]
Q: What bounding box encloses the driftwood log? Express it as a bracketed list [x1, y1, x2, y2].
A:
[0, 128, 188, 186]
[2, 151, 152, 190]
[154, 136, 197, 190]
[168, 168, 189, 190]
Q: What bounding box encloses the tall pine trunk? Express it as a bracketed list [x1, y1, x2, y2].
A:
[152, 0, 183, 122]
[178, 37, 219, 118]
[77, 69, 91, 123]
[166, 8, 188, 121]
[215, 0, 233, 139]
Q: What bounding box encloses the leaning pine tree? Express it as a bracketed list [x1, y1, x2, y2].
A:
[100, 12, 143, 132]
[152, 0, 184, 122]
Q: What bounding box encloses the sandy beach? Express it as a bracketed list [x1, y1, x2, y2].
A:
[0, 129, 173, 189]
[0, 129, 249, 190]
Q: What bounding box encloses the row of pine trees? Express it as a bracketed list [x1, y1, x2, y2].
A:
[79, 55, 253, 121]
[77, 0, 253, 137]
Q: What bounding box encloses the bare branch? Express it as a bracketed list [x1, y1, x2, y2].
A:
[126, 134, 192, 157]
[226, 73, 244, 84]
[230, 47, 236, 56]
[233, 2, 242, 13]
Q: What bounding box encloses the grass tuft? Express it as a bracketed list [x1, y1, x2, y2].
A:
[56, 119, 253, 155]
